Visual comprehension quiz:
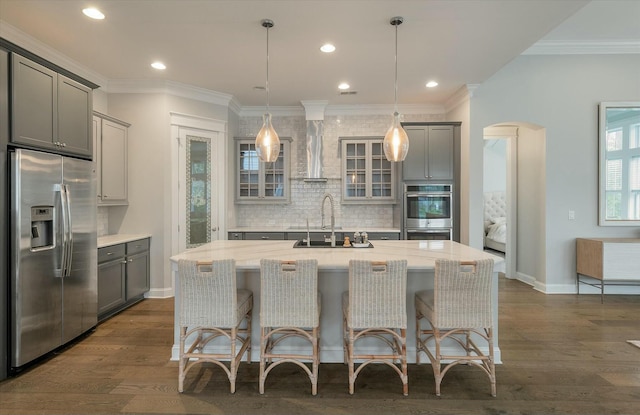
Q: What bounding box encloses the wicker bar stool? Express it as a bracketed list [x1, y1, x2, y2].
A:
[259, 259, 320, 395]
[343, 259, 409, 396]
[177, 259, 253, 394]
[415, 258, 496, 397]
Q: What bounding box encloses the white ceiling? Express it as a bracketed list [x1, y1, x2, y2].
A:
[0, 0, 638, 108]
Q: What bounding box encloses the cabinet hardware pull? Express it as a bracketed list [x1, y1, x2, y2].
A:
[106, 252, 113, 256]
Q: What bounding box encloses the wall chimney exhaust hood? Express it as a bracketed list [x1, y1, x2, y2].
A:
[301, 100, 328, 182]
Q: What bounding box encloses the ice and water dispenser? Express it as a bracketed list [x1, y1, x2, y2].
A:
[30, 206, 54, 249]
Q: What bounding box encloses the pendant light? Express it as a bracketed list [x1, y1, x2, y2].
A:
[255, 18, 280, 163]
[383, 16, 409, 162]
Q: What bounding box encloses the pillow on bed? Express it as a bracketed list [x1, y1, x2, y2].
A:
[491, 216, 506, 225]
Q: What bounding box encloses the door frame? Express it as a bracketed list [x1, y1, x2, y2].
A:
[483, 126, 518, 280]
[170, 112, 227, 256]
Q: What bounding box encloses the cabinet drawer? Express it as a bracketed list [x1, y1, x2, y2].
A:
[243, 232, 285, 240]
[126, 238, 149, 255]
[98, 244, 125, 263]
[367, 232, 400, 240]
[228, 232, 243, 240]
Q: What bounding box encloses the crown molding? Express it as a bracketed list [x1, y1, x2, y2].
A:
[523, 40, 640, 55]
[445, 84, 479, 113]
[107, 79, 234, 107]
[239, 106, 306, 117]
[326, 103, 445, 116]
[0, 20, 108, 87]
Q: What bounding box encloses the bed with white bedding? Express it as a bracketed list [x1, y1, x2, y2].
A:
[484, 191, 506, 253]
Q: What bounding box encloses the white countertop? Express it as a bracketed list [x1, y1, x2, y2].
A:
[170, 240, 503, 270]
[98, 234, 152, 248]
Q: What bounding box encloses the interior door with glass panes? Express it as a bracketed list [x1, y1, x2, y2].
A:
[178, 129, 222, 251]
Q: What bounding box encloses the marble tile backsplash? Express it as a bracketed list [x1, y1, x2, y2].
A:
[235, 112, 444, 229]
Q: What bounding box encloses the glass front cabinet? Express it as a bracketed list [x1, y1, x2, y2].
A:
[235, 137, 291, 203]
[341, 137, 395, 203]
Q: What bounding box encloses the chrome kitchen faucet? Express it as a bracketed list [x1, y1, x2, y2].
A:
[321, 193, 336, 247]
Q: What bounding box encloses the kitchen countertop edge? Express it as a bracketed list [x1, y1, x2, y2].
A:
[98, 234, 152, 248]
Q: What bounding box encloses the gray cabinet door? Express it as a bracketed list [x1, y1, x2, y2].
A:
[97, 248, 126, 318]
[126, 239, 150, 300]
[57, 75, 92, 157]
[126, 251, 150, 300]
[11, 54, 56, 151]
[402, 127, 427, 180]
[427, 126, 453, 181]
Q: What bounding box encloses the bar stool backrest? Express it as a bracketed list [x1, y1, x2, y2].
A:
[260, 259, 319, 328]
[433, 259, 494, 329]
[348, 259, 408, 329]
[178, 259, 237, 328]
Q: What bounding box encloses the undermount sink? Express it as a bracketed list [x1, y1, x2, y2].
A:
[287, 225, 342, 230]
[292, 240, 373, 248]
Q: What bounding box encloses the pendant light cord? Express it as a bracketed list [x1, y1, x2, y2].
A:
[266, 23, 270, 113]
[394, 22, 398, 114]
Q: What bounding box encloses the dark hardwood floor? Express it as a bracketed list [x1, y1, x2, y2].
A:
[1, 277, 639, 415]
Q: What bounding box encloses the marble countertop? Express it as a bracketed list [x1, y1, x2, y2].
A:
[170, 240, 503, 270]
[98, 234, 152, 248]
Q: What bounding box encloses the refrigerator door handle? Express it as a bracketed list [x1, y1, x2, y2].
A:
[63, 184, 73, 277]
[57, 183, 70, 277]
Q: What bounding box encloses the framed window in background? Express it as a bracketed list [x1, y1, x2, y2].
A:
[599, 102, 640, 226]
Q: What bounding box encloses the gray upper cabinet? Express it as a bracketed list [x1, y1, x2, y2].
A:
[402, 124, 454, 181]
[93, 113, 129, 205]
[235, 137, 291, 204]
[11, 53, 92, 158]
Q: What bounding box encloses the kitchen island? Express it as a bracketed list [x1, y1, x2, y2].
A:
[169, 240, 503, 363]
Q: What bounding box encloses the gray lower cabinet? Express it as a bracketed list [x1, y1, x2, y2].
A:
[125, 239, 150, 299]
[98, 237, 150, 322]
[97, 245, 126, 318]
[243, 232, 285, 240]
[366, 232, 400, 240]
[228, 231, 399, 241]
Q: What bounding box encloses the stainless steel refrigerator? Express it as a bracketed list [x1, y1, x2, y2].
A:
[10, 148, 97, 369]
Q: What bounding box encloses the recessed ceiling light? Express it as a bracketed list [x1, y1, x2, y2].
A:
[151, 62, 166, 70]
[82, 8, 105, 20]
[426, 81, 438, 88]
[320, 43, 336, 53]
[338, 82, 350, 90]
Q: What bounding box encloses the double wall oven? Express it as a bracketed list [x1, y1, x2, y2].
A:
[403, 184, 453, 240]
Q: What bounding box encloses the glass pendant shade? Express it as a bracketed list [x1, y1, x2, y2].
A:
[383, 111, 409, 162]
[255, 113, 280, 163]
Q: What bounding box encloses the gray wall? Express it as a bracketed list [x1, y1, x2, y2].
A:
[483, 139, 506, 193]
[471, 53, 640, 292]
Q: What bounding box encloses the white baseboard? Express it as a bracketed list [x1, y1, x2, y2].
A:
[513, 272, 640, 295]
[145, 287, 174, 299]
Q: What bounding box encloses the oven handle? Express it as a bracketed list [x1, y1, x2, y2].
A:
[405, 193, 451, 197]
[406, 229, 451, 233]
